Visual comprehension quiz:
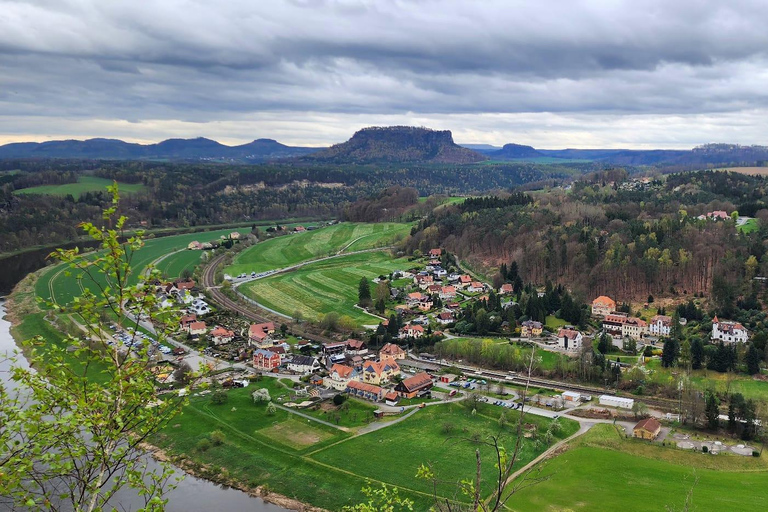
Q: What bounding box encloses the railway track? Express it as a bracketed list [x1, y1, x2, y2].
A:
[200, 254, 338, 345]
[413, 358, 681, 411]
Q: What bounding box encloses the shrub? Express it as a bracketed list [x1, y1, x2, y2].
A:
[196, 439, 212, 452]
[211, 390, 228, 405]
[702, 445, 708, 453]
[753, 451, 760, 457]
[333, 394, 347, 406]
[210, 430, 225, 446]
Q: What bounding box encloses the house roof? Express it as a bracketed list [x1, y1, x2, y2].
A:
[249, 322, 275, 340]
[363, 359, 400, 376]
[189, 321, 206, 331]
[471, 281, 483, 288]
[651, 315, 672, 326]
[346, 380, 383, 394]
[500, 283, 513, 292]
[384, 391, 399, 401]
[558, 328, 581, 339]
[347, 339, 366, 350]
[331, 363, 355, 379]
[180, 314, 197, 324]
[408, 324, 425, 332]
[441, 286, 456, 293]
[634, 417, 661, 432]
[625, 317, 647, 327]
[175, 279, 196, 290]
[380, 343, 405, 356]
[211, 326, 234, 337]
[459, 275, 472, 283]
[254, 348, 279, 359]
[604, 313, 629, 324]
[266, 346, 286, 355]
[398, 372, 433, 392]
[592, 295, 615, 306]
[438, 312, 453, 320]
[522, 320, 542, 328]
[288, 355, 317, 366]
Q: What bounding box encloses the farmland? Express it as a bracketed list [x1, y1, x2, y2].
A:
[152, 381, 578, 511]
[13, 176, 146, 198]
[225, 221, 411, 276]
[239, 251, 410, 326]
[509, 423, 768, 512]
[36, 227, 251, 306]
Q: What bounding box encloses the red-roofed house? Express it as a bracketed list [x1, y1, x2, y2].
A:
[210, 326, 235, 345]
[499, 283, 514, 295]
[327, 363, 360, 391]
[633, 417, 662, 440]
[468, 281, 484, 293]
[188, 321, 207, 336]
[394, 372, 434, 398]
[557, 328, 583, 351]
[429, 248, 442, 258]
[362, 359, 401, 385]
[457, 275, 472, 288]
[712, 316, 749, 343]
[591, 296, 616, 317]
[379, 343, 406, 361]
[248, 322, 276, 347]
[436, 312, 454, 325]
[345, 380, 384, 402]
[401, 324, 425, 339]
[253, 348, 281, 371]
[179, 314, 197, 332]
[440, 286, 457, 300]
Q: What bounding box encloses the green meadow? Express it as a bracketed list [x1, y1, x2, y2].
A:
[509, 423, 768, 512]
[239, 251, 410, 326]
[225, 222, 411, 276]
[14, 176, 146, 199]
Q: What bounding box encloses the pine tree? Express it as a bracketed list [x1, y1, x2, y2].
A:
[358, 277, 371, 306]
[691, 338, 704, 370]
[705, 392, 720, 430]
[746, 343, 762, 375]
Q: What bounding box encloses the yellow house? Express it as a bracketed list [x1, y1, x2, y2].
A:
[362, 359, 401, 385]
[633, 418, 661, 440]
[520, 320, 543, 337]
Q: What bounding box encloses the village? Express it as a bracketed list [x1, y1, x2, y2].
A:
[130, 240, 761, 463]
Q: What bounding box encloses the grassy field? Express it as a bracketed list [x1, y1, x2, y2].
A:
[310, 402, 579, 506]
[151, 380, 578, 510]
[544, 314, 568, 330]
[154, 250, 203, 279]
[239, 251, 409, 326]
[14, 176, 146, 198]
[737, 217, 759, 233]
[509, 423, 768, 511]
[294, 397, 379, 428]
[225, 222, 411, 276]
[36, 227, 251, 307]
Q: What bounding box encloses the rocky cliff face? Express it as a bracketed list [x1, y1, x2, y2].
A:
[304, 126, 486, 164]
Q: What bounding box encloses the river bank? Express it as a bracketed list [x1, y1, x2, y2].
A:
[2, 271, 303, 511]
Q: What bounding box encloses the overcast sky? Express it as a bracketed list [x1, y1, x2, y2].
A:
[2, 0, 768, 148]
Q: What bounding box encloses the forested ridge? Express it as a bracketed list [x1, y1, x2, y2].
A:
[0, 158, 583, 254]
[406, 170, 768, 303]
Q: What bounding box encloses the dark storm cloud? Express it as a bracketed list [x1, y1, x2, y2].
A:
[2, 0, 768, 146]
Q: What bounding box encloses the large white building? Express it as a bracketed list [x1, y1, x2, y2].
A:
[557, 328, 583, 351]
[712, 316, 749, 344]
[648, 315, 672, 337]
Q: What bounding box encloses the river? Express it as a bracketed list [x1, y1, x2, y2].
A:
[0, 299, 287, 512]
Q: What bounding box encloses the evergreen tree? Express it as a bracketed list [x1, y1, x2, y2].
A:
[705, 392, 720, 430]
[597, 332, 612, 354]
[691, 338, 704, 370]
[358, 277, 371, 306]
[746, 343, 762, 375]
[661, 338, 679, 368]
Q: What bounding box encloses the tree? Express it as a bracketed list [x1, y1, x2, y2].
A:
[266, 401, 277, 416]
[691, 338, 704, 370]
[293, 309, 304, 324]
[333, 393, 348, 406]
[632, 401, 649, 420]
[375, 281, 390, 304]
[476, 308, 490, 335]
[358, 277, 372, 306]
[597, 332, 612, 354]
[661, 338, 679, 368]
[280, 323, 288, 336]
[746, 343, 762, 375]
[211, 389, 228, 405]
[342, 484, 414, 512]
[705, 392, 720, 430]
[0, 186, 189, 511]
[252, 388, 271, 403]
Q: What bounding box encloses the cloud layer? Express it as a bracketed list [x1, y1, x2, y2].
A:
[2, 0, 768, 147]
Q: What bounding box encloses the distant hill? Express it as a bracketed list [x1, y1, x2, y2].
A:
[303, 126, 487, 164]
[0, 137, 320, 162]
[459, 143, 503, 154]
[488, 143, 543, 160]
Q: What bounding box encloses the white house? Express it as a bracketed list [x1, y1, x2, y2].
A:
[712, 316, 749, 344]
[557, 328, 583, 351]
[648, 315, 672, 337]
[286, 355, 320, 374]
[326, 363, 360, 391]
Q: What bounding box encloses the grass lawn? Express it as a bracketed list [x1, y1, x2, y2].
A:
[35, 227, 251, 307]
[239, 251, 409, 326]
[155, 250, 203, 279]
[737, 218, 759, 234]
[310, 402, 578, 508]
[293, 397, 379, 428]
[225, 222, 411, 276]
[14, 176, 146, 199]
[508, 423, 768, 511]
[544, 314, 568, 330]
